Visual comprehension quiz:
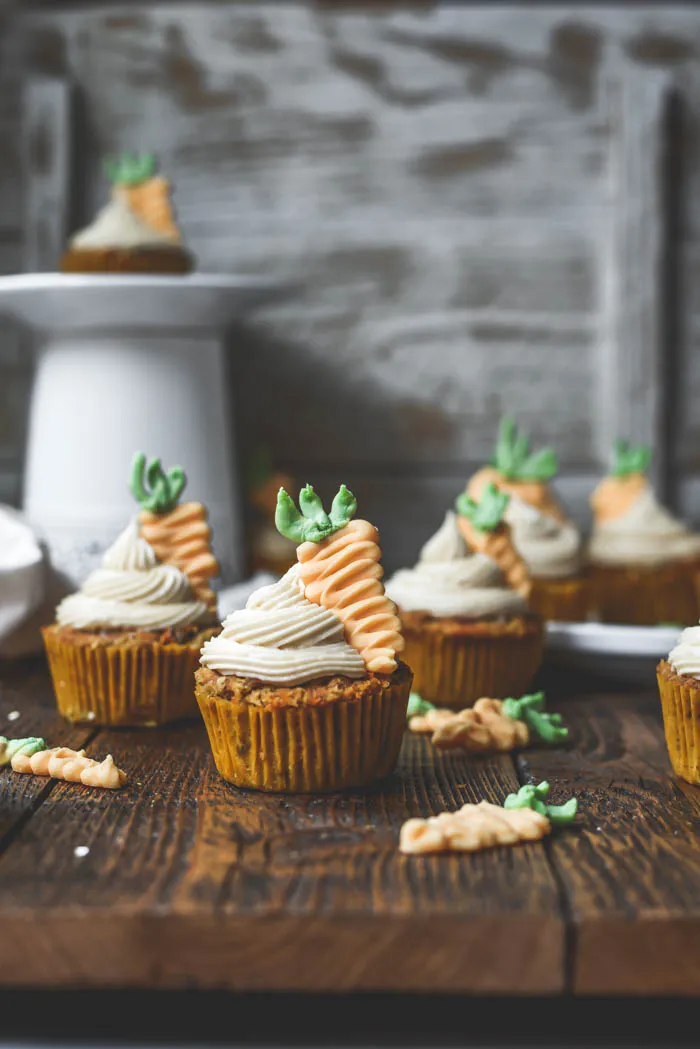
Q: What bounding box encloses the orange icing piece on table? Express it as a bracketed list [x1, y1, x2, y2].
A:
[399, 801, 550, 855]
[122, 178, 181, 240]
[409, 697, 530, 753]
[468, 466, 566, 524]
[11, 747, 126, 789]
[139, 502, 219, 607]
[589, 473, 647, 524]
[296, 520, 404, 674]
[457, 513, 531, 599]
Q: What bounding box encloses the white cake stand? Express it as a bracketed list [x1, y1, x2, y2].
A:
[0, 273, 288, 588]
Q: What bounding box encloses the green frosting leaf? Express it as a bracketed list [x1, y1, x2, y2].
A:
[492, 416, 558, 482]
[407, 692, 436, 719]
[501, 691, 569, 743]
[503, 781, 578, 826]
[275, 485, 356, 544]
[455, 482, 510, 533]
[104, 152, 157, 186]
[611, 439, 651, 478]
[129, 451, 187, 514]
[0, 736, 46, 767]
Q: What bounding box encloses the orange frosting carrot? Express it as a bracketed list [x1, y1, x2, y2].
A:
[296, 520, 403, 674]
[467, 466, 566, 524]
[121, 178, 181, 241]
[457, 513, 531, 598]
[140, 502, 219, 604]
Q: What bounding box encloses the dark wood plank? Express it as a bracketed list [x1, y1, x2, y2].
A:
[519, 691, 700, 995]
[0, 664, 563, 993]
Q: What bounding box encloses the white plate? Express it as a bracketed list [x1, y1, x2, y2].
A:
[545, 620, 684, 684]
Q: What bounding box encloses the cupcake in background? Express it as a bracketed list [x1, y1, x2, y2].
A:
[245, 448, 297, 577]
[61, 153, 193, 274]
[657, 628, 700, 783]
[385, 484, 543, 709]
[42, 452, 219, 726]
[467, 417, 587, 621]
[196, 484, 411, 792]
[589, 441, 700, 625]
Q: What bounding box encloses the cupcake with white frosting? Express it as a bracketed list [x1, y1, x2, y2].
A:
[657, 627, 700, 783]
[385, 493, 543, 709]
[60, 153, 192, 274]
[466, 417, 588, 621]
[589, 441, 700, 625]
[42, 453, 219, 726]
[195, 484, 412, 792]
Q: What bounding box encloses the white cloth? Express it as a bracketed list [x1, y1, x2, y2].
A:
[0, 506, 48, 657]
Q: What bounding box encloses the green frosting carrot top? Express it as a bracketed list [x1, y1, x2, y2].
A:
[406, 692, 435, 719]
[104, 152, 157, 186]
[492, 416, 558, 482]
[610, 439, 651, 478]
[501, 691, 568, 743]
[130, 451, 187, 515]
[504, 781, 577, 826]
[455, 482, 510, 533]
[275, 484, 357, 544]
[0, 737, 46, 767]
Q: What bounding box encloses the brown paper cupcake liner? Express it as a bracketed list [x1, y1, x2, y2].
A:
[42, 625, 209, 726]
[591, 562, 699, 626]
[195, 665, 412, 792]
[528, 573, 591, 622]
[400, 617, 543, 709]
[60, 246, 193, 275]
[657, 660, 700, 784]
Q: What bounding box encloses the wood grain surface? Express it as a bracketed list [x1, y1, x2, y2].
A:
[1, 658, 698, 995]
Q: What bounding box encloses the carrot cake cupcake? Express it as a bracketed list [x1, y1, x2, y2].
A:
[589, 441, 700, 625]
[61, 153, 192, 274]
[385, 486, 543, 709]
[196, 484, 412, 792]
[657, 628, 700, 783]
[467, 417, 587, 621]
[42, 452, 219, 726]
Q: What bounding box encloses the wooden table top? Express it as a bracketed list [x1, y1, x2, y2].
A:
[0, 658, 698, 997]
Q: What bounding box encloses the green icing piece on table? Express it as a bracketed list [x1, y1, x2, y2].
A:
[491, 416, 558, 482]
[130, 451, 187, 515]
[502, 691, 568, 743]
[0, 736, 46, 768]
[406, 692, 435, 719]
[503, 781, 578, 826]
[455, 482, 510, 533]
[104, 152, 157, 186]
[275, 484, 357, 544]
[610, 439, 651, 478]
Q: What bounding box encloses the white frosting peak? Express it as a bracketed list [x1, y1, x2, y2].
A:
[505, 495, 582, 579]
[385, 511, 526, 619]
[669, 625, 700, 679]
[56, 520, 207, 630]
[70, 191, 177, 250]
[200, 565, 365, 685]
[589, 486, 700, 567]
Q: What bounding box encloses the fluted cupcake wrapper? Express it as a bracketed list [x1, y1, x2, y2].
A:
[528, 574, 591, 622]
[196, 674, 411, 793]
[401, 623, 543, 710]
[591, 562, 699, 626]
[42, 627, 206, 727]
[657, 660, 700, 784]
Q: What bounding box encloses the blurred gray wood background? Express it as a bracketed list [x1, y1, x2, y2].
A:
[1, 2, 699, 573]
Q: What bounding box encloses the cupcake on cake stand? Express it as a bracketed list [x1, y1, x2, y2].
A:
[0, 154, 288, 587]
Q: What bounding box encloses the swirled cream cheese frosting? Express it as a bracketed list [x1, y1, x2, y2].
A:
[668, 625, 700, 679]
[505, 495, 582, 579]
[384, 511, 527, 619]
[71, 191, 177, 250]
[56, 520, 208, 630]
[589, 486, 700, 568]
[200, 565, 365, 685]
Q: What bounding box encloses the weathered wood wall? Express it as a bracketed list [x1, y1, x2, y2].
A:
[3, 3, 700, 571]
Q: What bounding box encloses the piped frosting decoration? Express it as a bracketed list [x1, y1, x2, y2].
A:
[70, 153, 183, 251]
[384, 511, 527, 619]
[456, 484, 532, 598]
[589, 441, 700, 567]
[131, 452, 219, 608]
[201, 485, 403, 684]
[668, 625, 700, 679]
[56, 520, 208, 630]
